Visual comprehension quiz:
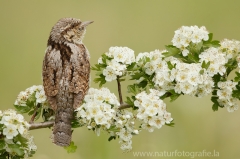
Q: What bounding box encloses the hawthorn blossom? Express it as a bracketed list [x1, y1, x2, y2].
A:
[134, 89, 173, 132]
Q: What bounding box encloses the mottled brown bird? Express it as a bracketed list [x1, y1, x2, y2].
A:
[42, 18, 93, 146]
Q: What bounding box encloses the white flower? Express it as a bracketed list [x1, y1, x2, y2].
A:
[216, 80, 239, 112]
[103, 66, 117, 81]
[181, 82, 195, 94]
[35, 90, 47, 103]
[117, 128, 132, 142]
[148, 116, 165, 129]
[106, 46, 135, 65]
[164, 112, 173, 124]
[227, 104, 239, 112]
[0, 109, 37, 157]
[98, 57, 103, 64]
[182, 49, 189, 56]
[172, 26, 209, 54]
[145, 106, 158, 116]
[17, 124, 26, 135]
[135, 90, 173, 131]
[141, 123, 155, 132]
[3, 124, 18, 139]
[144, 62, 155, 75]
[77, 87, 119, 130]
[220, 39, 240, 60]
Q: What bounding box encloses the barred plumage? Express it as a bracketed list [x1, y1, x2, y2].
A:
[42, 18, 93, 146]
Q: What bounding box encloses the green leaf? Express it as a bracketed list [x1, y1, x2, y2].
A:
[211, 96, 218, 103]
[28, 109, 35, 116]
[211, 96, 221, 111]
[14, 135, 28, 147]
[199, 69, 204, 75]
[131, 72, 145, 80]
[14, 105, 31, 114]
[108, 136, 116, 142]
[12, 156, 21, 159]
[170, 93, 181, 102]
[234, 71, 240, 82]
[165, 122, 175, 127]
[0, 152, 8, 159]
[232, 84, 240, 99]
[125, 96, 134, 106]
[137, 80, 148, 88]
[127, 62, 136, 71]
[93, 74, 107, 87]
[167, 61, 175, 70]
[0, 140, 5, 150]
[201, 61, 210, 70]
[211, 40, 220, 47]
[127, 84, 138, 95]
[188, 41, 203, 55]
[35, 108, 42, 121]
[8, 144, 24, 156]
[91, 65, 101, 71]
[203, 33, 220, 48]
[168, 90, 181, 102]
[64, 141, 77, 153]
[71, 116, 83, 128]
[187, 52, 199, 63]
[212, 74, 221, 85]
[207, 33, 213, 42]
[212, 103, 219, 111]
[42, 108, 54, 122]
[203, 40, 220, 48]
[163, 45, 180, 57]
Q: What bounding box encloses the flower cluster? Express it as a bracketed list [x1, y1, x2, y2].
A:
[171, 25, 209, 56]
[217, 81, 239, 112]
[76, 87, 120, 134]
[136, 50, 216, 97]
[15, 85, 47, 106]
[114, 110, 137, 152]
[172, 62, 214, 97]
[134, 89, 173, 132]
[199, 47, 227, 76]
[0, 109, 37, 158]
[219, 39, 240, 60]
[100, 46, 135, 81]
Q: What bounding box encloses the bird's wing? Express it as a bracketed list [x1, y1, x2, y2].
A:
[42, 45, 63, 110]
[67, 43, 90, 108]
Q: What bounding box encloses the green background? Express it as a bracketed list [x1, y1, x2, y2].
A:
[1, 1, 240, 159]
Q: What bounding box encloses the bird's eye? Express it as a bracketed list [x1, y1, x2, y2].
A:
[79, 27, 83, 31]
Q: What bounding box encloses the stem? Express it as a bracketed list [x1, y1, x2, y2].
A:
[117, 76, 123, 104]
[29, 103, 41, 124]
[118, 103, 132, 110]
[29, 120, 54, 130]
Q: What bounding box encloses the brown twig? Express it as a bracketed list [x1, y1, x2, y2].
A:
[29, 103, 41, 124]
[29, 120, 54, 130]
[118, 103, 132, 110]
[117, 76, 123, 104]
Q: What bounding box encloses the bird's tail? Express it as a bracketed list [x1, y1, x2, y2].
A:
[53, 106, 73, 146]
[53, 90, 74, 147]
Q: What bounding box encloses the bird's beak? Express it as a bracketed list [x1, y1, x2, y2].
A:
[81, 21, 94, 27]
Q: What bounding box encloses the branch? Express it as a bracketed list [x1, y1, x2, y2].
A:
[29, 120, 54, 130]
[28, 103, 133, 130]
[117, 76, 123, 104]
[29, 103, 41, 123]
[118, 103, 132, 110]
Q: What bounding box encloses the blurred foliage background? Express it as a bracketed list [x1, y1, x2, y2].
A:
[1, 1, 240, 159]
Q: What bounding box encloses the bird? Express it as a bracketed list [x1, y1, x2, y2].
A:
[42, 18, 93, 146]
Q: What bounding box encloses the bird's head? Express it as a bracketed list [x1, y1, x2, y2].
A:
[49, 18, 93, 44]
